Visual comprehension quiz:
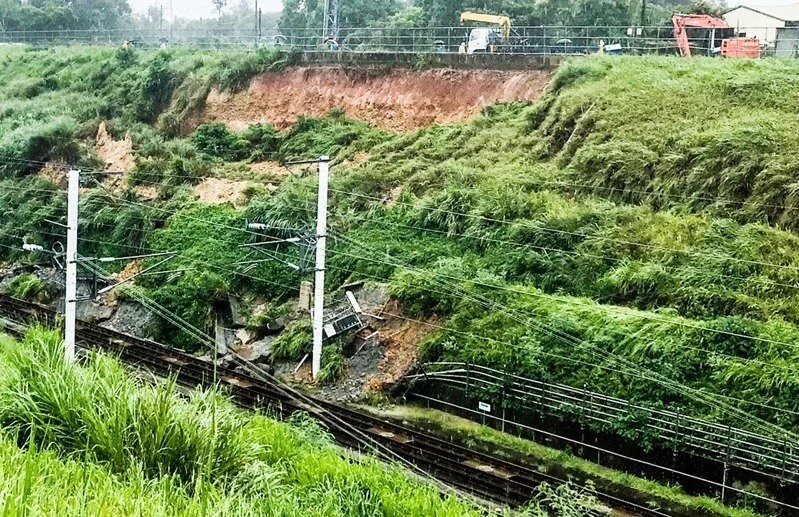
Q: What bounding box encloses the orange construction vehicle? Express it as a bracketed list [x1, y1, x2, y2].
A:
[672, 13, 760, 58]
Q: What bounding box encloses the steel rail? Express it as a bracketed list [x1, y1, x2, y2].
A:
[0, 293, 666, 516]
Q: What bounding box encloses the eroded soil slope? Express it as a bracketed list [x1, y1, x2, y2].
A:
[202, 66, 552, 131]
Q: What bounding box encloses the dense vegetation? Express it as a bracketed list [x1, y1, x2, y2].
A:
[0, 0, 130, 31]
[0, 327, 484, 515]
[279, 0, 710, 36]
[2, 46, 799, 442]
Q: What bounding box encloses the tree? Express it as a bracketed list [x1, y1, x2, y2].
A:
[0, 0, 131, 31]
[684, 0, 726, 17]
[278, 0, 400, 32]
[212, 0, 228, 21]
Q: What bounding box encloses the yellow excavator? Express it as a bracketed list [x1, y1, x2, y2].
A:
[459, 11, 511, 54]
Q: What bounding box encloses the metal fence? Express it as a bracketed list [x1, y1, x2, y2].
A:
[2, 25, 798, 57]
[405, 362, 799, 487]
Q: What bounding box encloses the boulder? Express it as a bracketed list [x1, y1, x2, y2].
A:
[232, 336, 275, 362]
[235, 328, 253, 345]
[228, 295, 247, 327]
[100, 301, 157, 339]
[77, 302, 114, 324]
[215, 325, 236, 354]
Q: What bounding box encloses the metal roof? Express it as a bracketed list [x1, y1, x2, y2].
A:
[724, 3, 799, 22]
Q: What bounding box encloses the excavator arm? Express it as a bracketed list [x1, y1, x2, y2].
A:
[460, 11, 511, 40]
[672, 13, 730, 57]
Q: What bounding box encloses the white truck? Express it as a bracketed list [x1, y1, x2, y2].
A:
[460, 12, 511, 54]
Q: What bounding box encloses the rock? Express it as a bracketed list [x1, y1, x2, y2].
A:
[232, 336, 274, 362]
[100, 301, 157, 338]
[218, 353, 235, 368]
[235, 328, 253, 345]
[215, 325, 235, 354]
[228, 295, 247, 327]
[353, 283, 390, 313]
[77, 302, 114, 324]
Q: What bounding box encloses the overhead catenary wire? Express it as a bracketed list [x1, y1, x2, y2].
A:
[21, 165, 799, 287]
[77, 260, 466, 500]
[23, 187, 799, 428]
[9, 171, 799, 433]
[74, 182, 676, 490]
[6, 156, 799, 504]
[332, 231, 799, 439]
[318, 207, 799, 294]
[327, 188, 799, 274]
[329, 236, 799, 355]
[9, 191, 799, 396]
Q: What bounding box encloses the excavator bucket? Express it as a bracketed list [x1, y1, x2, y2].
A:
[721, 38, 761, 58]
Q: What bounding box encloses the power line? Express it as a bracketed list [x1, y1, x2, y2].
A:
[325, 210, 799, 296]
[327, 188, 799, 275]
[8, 171, 799, 431]
[329, 237, 799, 355]
[332, 232, 799, 437]
[14, 194, 799, 424]
[11, 190, 799, 358]
[79, 258, 464, 499]
[27, 212, 798, 421]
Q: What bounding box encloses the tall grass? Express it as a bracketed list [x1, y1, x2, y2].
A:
[532, 57, 799, 230]
[0, 327, 250, 482]
[0, 329, 482, 515]
[5, 46, 799, 436]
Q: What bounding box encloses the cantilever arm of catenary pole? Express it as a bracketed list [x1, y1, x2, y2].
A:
[80, 251, 177, 263]
[239, 237, 303, 247]
[94, 254, 177, 296]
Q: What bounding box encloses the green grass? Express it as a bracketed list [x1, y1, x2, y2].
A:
[1, 274, 46, 302]
[3, 46, 799, 454]
[536, 57, 799, 231]
[0, 328, 487, 516]
[375, 405, 761, 517]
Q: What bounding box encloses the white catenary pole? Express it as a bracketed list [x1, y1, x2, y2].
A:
[64, 169, 79, 361]
[312, 156, 330, 379]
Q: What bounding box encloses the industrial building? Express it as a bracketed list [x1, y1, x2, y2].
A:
[724, 3, 799, 55]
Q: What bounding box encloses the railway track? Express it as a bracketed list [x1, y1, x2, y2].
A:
[0, 294, 667, 516]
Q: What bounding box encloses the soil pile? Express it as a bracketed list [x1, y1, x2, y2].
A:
[95, 121, 134, 172]
[202, 66, 552, 132]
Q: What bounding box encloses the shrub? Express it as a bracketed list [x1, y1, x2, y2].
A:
[214, 48, 294, 91]
[3, 274, 45, 302]
[317, 341, 346, 384]
[135, 52, 183, 123]
[191, 122, 246, 161]
[240, 123, 279, 161]
[271, 320, 312, 361]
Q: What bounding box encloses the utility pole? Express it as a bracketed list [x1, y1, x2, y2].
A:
[639, 0, 647, 27]
[64, 169, 79, 361]
[322, 0, 338, 41]
[312, 156, 330, 379]
[239, 156, 330, 379]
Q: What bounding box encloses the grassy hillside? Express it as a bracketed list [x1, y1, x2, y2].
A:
[2, 47, 799, 440]
[0, 328, 482, 515]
